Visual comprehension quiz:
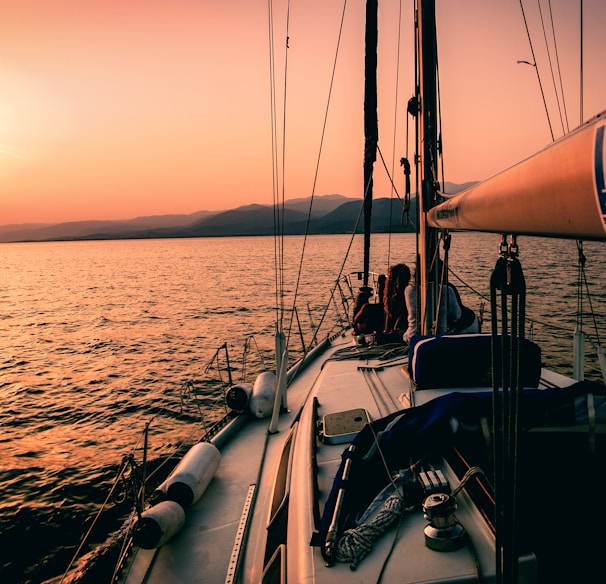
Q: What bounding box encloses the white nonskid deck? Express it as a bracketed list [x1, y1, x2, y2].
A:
[121, 333, 574, 583]
[120, 335, 352, 584]
[280, 341, 527, 584]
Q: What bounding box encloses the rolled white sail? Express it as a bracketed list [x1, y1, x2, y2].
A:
[428, 112, 606, 240]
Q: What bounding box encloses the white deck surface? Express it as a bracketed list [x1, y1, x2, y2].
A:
[120, 333, 562, 583]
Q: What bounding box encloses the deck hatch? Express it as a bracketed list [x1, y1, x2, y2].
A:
[320, 408, 370, 444]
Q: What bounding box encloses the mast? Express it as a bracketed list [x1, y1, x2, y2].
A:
[363, 0, 378, 288]
[417, 0, 440, 334]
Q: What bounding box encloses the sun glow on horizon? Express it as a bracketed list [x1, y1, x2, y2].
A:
[1, 0, 605, 225]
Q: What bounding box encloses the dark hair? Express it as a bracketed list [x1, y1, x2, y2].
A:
[383, 263, 411, 331]
[352, 288, 372, 320]
[377, 274, 387, 299]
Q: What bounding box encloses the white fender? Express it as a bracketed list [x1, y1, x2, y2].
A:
[133, 500, 186, 549]
[225, 382, 253, 412]
[166, 442, 221, 508]
[150, 479, 168, 503]
[249, 371, 277, 419]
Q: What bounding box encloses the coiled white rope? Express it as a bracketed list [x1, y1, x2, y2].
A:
[336, 493, 404, 569]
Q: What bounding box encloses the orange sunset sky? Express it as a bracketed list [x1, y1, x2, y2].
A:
[1, 0, 605, 225]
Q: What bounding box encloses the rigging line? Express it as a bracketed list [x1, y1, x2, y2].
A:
[412, 0, 421, 278]
[448, 262, 545, 328]
[381, 152, 419, 242]
[402, 106, 413, 234]
[268, 0, 285, 331]
[285, 0, 349, 347]
[112, 517, 141, 583]
[448, 267, 490, 305]
[537, 0, 566, 136]
[306, 209, 364, 350]
[278, 0, 293, 331]
[377, 145, 418, 235]
[268, 0, 278, 205]
[377, 145, 405, 207]
[375, 502, 409, 584]
[386, 0, 405, 269]
[60, 461, 134, 583]
[433, 236, 449, 333]
[433, 1, 445, 193]
[577, 241, 602, 346]
[580, 0, 584, 124]
[576, 240, 584, 331]
[518, 0, 555, 141]
[280, 1, 293, 332]
[582, 277, 602, 348]
[449, 263, 584, 337]
[547, 0, 570, 133]
[72, 381, 229, 578]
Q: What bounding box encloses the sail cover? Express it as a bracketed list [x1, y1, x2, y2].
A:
[428, 113, 606, 240]
[314, 382, 606, 581]
[316, 381, 606, 546]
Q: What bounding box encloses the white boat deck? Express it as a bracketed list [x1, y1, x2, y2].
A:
[120, 332, 574, 584]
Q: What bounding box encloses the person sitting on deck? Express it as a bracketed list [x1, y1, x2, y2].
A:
[352, 288, 372, 326]
[352, 274, 386, 335]
[437, 258, 480, 334]
[446, 280, 480, 333]
[383, 263, 411, 335]
[403, 264, 479, 343]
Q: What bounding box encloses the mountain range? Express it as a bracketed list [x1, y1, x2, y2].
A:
[0, 183, 475, 243]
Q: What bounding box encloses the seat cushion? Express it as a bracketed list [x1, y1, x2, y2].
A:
[408, 333, 542, 390]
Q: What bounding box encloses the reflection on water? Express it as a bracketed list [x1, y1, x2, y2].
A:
[0, 234, 603, 582]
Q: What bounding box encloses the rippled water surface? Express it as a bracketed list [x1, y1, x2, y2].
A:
[0, 234, 604, 583]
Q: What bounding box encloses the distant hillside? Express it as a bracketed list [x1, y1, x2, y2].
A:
[280, 194, 352, 216]
[0, 210, 214, 242]
[0, 185, 474, 242]
[157, 196, 418, 238]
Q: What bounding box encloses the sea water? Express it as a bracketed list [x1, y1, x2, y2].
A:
[0, 234, 603, 583]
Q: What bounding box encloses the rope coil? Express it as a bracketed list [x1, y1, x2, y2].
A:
[336, 493, 404, 570]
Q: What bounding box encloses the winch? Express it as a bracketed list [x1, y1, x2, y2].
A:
[422, 492, 467, 552]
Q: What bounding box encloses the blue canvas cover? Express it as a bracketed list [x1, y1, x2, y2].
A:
[314, 381, 606, 552]
[408, 333, 542, 389]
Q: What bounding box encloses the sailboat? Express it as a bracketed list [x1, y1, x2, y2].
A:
[85, 1, 606, 583]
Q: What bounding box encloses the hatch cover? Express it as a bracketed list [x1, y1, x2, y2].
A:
[320, 408, 370, 444]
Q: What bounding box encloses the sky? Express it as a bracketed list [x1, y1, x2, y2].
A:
[1, 0, 605, 225]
